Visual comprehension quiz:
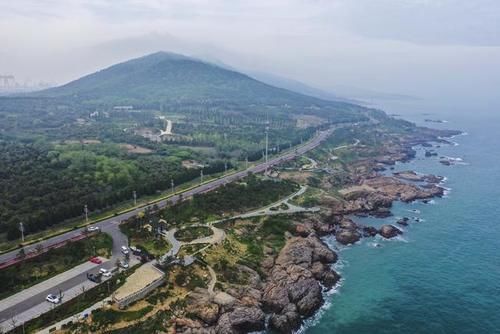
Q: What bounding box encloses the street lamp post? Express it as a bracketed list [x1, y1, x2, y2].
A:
[84, 204, 88, 222]
[19, 222, 24, 242]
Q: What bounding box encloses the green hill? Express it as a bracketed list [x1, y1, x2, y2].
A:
[36, 52, 359, 113]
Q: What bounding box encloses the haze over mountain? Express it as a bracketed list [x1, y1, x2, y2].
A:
[36, 52, 361, 114]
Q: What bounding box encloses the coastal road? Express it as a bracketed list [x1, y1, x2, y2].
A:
[0, 223, 132, 330]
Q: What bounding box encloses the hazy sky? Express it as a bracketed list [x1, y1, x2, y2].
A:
[2, 0, 500, 106]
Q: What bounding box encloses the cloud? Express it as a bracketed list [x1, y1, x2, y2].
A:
[1, 0, 499, 106]
[332, 0, 500, 46]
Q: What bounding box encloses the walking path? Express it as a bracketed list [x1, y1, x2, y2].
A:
[158, 225, 225, 263]
[206, 265, 217, 295]
[212, 185, 319, 224]
[160, 119, 173, 136]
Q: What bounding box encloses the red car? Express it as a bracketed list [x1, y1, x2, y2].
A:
[89, 256, 102, 264]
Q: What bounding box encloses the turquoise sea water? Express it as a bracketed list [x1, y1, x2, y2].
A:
[306, 101, 500, 334]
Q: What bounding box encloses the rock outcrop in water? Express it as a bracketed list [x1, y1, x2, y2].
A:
[379, 224, 403, 239]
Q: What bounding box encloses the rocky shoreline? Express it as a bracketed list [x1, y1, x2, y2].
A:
[173, 126, 461, 334]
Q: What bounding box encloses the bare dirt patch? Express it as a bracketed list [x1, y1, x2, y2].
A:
[119, 144, 153, 154]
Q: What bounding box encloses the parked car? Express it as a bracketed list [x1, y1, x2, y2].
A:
[99, 268, 111, 277]
[86, 226, 100, 232]
[89, 256, 102, 264]
[119, 260, 129, 269]
[129, 245, 140, 254]
[46, 294, 61, 304]
[121, 246, 129, 255]
[87, 272, 102, 283]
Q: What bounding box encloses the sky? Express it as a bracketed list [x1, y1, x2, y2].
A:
[1, 0, 500, 107]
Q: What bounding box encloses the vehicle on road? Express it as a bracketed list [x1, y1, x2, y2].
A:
[119, 260, 129, 269]
[129, 245, 141, 255]
[86, 226, 100, 232]
[87, 272, 102, 283]
[46, 294, 61, 304]
[89, 256, 102, 264]
[121, 246, 129, 255]
[99, 268, 111, 277]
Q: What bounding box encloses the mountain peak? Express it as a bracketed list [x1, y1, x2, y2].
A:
[34, 52, 354, 115]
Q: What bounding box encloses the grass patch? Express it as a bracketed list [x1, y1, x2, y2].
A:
[91, 305, 154, 328]
[174, 226, 213, 242]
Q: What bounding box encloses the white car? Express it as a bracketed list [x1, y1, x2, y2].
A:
[99, 268, 111, 277]
[87, 226, 100, 232]
[121, 246, 129, 255]
[119, 260, 129, 269]
[46, 294, 61, 304]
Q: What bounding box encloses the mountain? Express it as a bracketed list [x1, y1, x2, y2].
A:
[36, 52, 358, 112]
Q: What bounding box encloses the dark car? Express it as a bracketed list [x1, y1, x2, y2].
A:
[87, 272, 102, 283]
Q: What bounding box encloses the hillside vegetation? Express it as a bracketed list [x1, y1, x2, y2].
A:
[0, 51, 373, 245]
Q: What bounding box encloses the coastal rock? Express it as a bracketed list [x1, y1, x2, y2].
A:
[335, 229, 361, 245]
[316, 222, 336, 236]
[362, 226, 378, 237]
[269, 303, 301, 334]
[309, 261, 340, 288]
[263, 235, 339, 332]
[371, 207, 392, 218]
[339, 219, 357, 230]
[174, 318, 207, 333]
[186, 303, 220, 325]
[362, 176, 443, 202]
[379, 224, 402, 238]
[396, 217, 410, 226]
[215, 306, 265, 334]
[294, 279, 323, 316]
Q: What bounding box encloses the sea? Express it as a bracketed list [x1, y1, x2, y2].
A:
[304, 99, 500, 334]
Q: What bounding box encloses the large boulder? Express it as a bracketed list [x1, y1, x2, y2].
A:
[269, 303, 301, 334]
[379, 224, 402, 238]
[339, 219, 357, 230]
[216, 306, 265, 334]
[263, 235, 339, 333]
[186, 303, 220, 325]
[290, 279, 323, 317]
[336, 229, 361, 245]
[396, 217, 410, 226]
[361, 226, 378, 237]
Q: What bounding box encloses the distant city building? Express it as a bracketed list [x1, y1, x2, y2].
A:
[0, 75, 15, 88]
[113, 105, 134, 111]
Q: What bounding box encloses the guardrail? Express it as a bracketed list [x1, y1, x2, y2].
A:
[0, 233, 88, 269]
